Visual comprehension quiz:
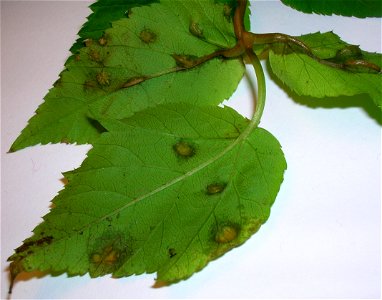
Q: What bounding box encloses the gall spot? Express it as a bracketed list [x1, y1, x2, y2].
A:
[139, 29, 157, 44]
[96, 71, 110, 86]
[215, 225, 238, 244]
[189, 21, 204, 39]
[172, 54, 199, 68]
[206, 182, 227, 195]
[89, 49, 101, 62]
[173, 140, 195, 158]
[98, 35, 108, 46]
[84, 39, 93, 47]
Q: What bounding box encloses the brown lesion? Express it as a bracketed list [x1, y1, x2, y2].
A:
[215, 225, 238, 243]
[88, 231, 132, 277]
[89, 49, 102, 62]
[121, 76, 148, 88]
[91, 246, 119, 266]
[14, 236, 53, 255]
[9, 235, 54, 294]
[173, 140, 196, 158]
[84, 38, 93, 47]
[96, 71, 111, 86]
[189, 21, 204, 39]
[98, 34, 110, 46]
[206, 183, 227, 195]
[139, 29, 157, 44]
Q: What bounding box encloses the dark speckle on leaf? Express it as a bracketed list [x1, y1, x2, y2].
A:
[168, 248, 177, 258]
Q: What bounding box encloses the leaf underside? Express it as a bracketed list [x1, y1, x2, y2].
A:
[9, 104, 287, 285]
[281, 0, 382, 18]
[269, 32, 382, 108]
[10, 0, 245, 151]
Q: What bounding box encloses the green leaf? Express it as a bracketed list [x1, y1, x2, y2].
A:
[70, 0, 158, 54]
[268, 32, 382, 108]
[10, 0, 244, 151]
[9, 104, 286, 286]
[280, 0, 382, 18]
[67, 0, 251, 53]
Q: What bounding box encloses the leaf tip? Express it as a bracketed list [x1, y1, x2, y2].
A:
[152, 279, 169, 288]
[8, 260, 24, 294]
[7, 146, 16, 154]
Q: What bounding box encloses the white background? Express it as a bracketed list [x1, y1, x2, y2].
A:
[1, 1, 381, 298]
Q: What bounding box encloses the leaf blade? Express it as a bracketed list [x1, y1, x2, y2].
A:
[281, 0, 382, 18]
[11, 0, 244, 151]
[268, 32, 382, 108]
[9, 104, 286, 285]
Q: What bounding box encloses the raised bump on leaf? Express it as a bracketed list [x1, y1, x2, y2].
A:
[172, 54, 199, 68]
[215, 225, 238, 244]
[189, 21, 204, 39]
[96, 71, 110, 86]
[139, 29, 157, 44]
[98, 35, 108, 46]
[84, 39, 93, 47]
[173, 140, 195, 158]
[206, 182, 227, 195]
[89, 49, 101, 62]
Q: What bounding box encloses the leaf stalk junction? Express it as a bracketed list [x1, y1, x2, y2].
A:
[167, 0, 381, 128]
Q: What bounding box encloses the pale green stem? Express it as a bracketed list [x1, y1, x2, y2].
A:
[245, 49, 266, 131]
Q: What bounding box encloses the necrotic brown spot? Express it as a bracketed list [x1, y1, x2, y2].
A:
[91, 246, 118, 265]
[172, 54, 198, 68]
[89, 49, 101, 62]
[189, 21, 204, 38]
[96, 71, 110, 86]
[98, 36, 108, 46]
[139, 29, 157, 44]
[84, 39, 93, 47]
[215, 225, 238, 244]
[206, 183, 227, 195]
[173, 140, 195, 158]
[89, 231, 132, 277]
